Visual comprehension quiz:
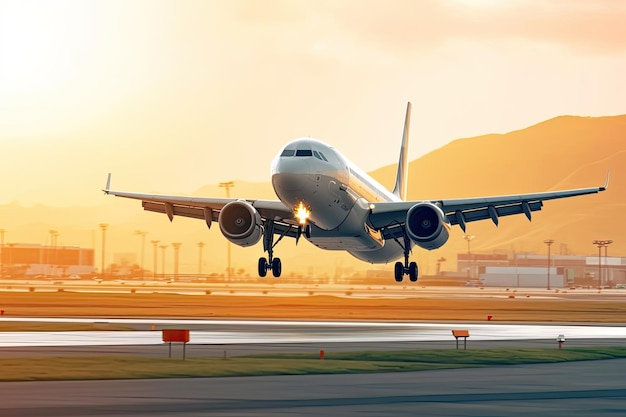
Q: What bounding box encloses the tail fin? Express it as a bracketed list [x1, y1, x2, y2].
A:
[392, 102, 411, 201]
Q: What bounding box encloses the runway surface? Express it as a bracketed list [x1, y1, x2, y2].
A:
[2, 317, 626, 415]
[1, 360, 625, 416]
[1, 317, 626, 348]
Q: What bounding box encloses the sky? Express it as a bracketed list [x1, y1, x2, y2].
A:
[1, 0, 625, 206]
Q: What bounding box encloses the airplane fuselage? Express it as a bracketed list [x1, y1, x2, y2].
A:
[271, 138, 406, 264]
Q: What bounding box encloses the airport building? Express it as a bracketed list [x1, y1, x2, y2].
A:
[0, 244, 95, 277]
[458, 252, 626, 288]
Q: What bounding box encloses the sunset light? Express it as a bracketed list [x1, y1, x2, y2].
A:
[1, 3, 625, 408]
[0, 0, 623, 277]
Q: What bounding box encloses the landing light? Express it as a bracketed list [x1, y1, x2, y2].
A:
[294, 201, 311, 225]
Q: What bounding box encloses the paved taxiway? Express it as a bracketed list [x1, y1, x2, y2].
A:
[1, 360, 625, 416]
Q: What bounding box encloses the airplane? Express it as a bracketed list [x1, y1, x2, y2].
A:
[103, 102, 608, 282]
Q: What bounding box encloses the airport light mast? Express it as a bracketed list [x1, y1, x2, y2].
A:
[604, 240, 613, 285]
[544, 239, 554, 290]
[151, 240, 160, 279]
[463, 234, 475, 278]
[593, 240, 613, 288]
[172, 242, 182, 281]
[99, 224, 108, 279]
[197, 241, 205, 278]
[0, 228, 5, 278]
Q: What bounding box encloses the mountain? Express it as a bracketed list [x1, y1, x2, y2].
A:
[1, 115, 624, 277]
[370, 114, 624, 259]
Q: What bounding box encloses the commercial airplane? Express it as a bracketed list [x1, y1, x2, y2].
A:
[104, 103, 608, 282]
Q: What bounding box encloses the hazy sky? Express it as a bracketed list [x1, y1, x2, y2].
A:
[1, 0, 625, 206]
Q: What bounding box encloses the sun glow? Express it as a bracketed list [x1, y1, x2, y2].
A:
[294, 202, 311, 225]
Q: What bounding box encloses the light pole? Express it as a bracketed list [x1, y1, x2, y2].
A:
[544, 239, 554, 290]
[7, 243, 15, 274]
[603, 240, 613, 286]
[172, 243, 182, 281]
[593, 240, 612, 288]
[135, 230, 147, 280]
[151, 240, 160, 279]
[197, 241, 205, 278]
[159, 245, 168, 279]
[0, 228, 5, 278]
[48, 229, 57, 276]
[99, 224, 108, 279]
[219, 181, 234, 280]
[463, 234, 475, 278]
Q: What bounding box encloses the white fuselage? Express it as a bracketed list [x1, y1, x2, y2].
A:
[271, 138, 406, 264]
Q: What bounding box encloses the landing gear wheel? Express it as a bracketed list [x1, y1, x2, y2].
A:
[394, 262, 404, 282]
[408, 262, 418, 282]
[272, 258, 282, 278]
[258, 258, 268, 277]
[304, 224, 312, 239]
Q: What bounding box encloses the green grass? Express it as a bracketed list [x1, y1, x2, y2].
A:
[2, 347, 626, 382]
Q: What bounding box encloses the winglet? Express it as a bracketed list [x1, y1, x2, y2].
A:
[600, 170, 610, 191]
[103, 173, 111, 194]
[392, 102, 411, 201]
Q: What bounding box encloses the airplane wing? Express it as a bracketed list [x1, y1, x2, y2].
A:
[103, 174, 299, 237]
[369, 175, 609, 238]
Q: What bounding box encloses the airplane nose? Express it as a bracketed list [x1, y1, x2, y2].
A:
[272, 157, 310, 192]
[273, 172, 302, 192]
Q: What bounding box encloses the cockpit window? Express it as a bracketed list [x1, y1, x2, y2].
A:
[313, 150, 322, 160]
[281, 149, 295, 157]
[295, 149, 313, 157]
[318, 152, 328, 162]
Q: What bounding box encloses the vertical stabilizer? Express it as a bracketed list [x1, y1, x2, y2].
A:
[392, 102, 411, 201]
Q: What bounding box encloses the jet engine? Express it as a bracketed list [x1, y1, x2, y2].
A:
[218, 201, 263, 247]
[405, 202, 450, 250]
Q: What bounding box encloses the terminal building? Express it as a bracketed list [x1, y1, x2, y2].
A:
[457, 252, 626, 288]
[0, 244, 95, 278]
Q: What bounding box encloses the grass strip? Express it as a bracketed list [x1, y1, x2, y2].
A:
[2, 347, 626, 382]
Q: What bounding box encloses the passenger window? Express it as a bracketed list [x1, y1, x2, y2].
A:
[281, 149, 295, 157]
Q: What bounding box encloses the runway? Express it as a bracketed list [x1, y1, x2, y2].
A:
[2, 317, 626, 348]
[1, 360, 625, 416]
[2, 317, 626, 415]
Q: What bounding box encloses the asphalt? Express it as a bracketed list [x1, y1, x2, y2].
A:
[1, 359, 625, 416]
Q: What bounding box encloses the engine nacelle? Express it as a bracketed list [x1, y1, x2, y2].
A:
[218, 201, 263, 247]
[405, 202, 450, 250]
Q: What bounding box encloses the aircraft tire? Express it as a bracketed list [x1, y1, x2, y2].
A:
[394, 262, 404, 282]
[272, 257, 282, 278]
[409, 262, 418, 282]
[258, 258, 268, 277]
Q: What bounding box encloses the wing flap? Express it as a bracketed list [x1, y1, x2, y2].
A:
[447, 201, 543, 226]
[142, 201, 217, 221]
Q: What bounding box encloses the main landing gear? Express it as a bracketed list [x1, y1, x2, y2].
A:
[394, 234, 418, 282]
[258, 220, 281, 278]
